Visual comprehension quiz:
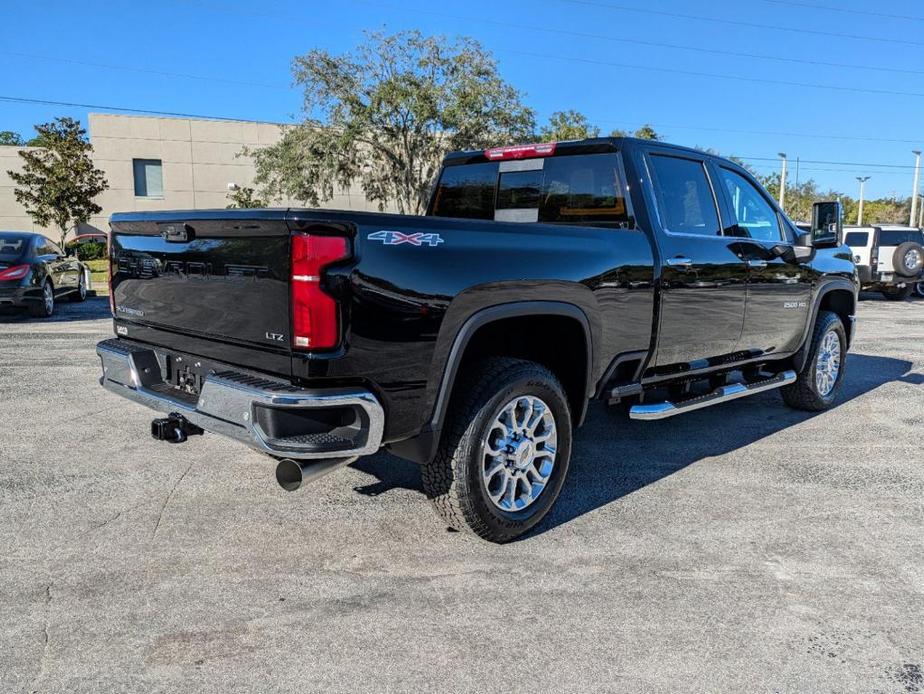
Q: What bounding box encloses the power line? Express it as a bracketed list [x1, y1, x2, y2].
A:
[735, 156, 918, 170]
[577, 120, 923, 145]
[551, 0, 924, 47]
[162, 1, 924, 123]
[760, 0, 924, 23]
[0, 51, 289, 90]
[4, 94, 917, 177]
[351, 0, 924, 77]
[504, 47, 924, 99]
[0, 95, 279, 123]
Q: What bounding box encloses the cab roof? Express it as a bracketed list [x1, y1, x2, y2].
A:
[442, 137, 717, 167]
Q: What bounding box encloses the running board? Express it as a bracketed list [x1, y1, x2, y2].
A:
[629, 370, 797, 421]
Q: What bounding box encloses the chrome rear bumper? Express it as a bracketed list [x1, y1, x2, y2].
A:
[96, 339, 384, 460]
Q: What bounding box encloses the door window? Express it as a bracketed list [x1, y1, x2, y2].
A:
[718, 168, 783, 242]
[647, 154, 721, 236]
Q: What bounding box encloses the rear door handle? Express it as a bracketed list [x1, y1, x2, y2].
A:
[666, 257, 693, 270]
[747, 259, 768, 269]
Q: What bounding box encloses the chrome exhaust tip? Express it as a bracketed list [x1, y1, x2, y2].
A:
[274, 457, 355, 492]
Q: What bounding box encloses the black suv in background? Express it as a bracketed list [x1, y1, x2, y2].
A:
[96, 137, 858, 542]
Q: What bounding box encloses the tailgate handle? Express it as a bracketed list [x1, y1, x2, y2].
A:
[159, 223, 194, 243]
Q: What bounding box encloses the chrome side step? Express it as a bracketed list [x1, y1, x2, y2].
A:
[629, 370, 797, 421]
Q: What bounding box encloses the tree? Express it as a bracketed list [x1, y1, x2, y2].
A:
[245, 30, 535, 215]
[539, 110, 599, 142]
[610, 124, 661, 140]
[226, 186, 267, 209]
[0, 131, 24, 146]
[7, 118, 108, 248]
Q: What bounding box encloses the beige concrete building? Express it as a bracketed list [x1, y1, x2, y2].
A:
[0, 113, 388, 237]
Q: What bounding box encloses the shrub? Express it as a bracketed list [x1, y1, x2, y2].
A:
[72, 240, 107, 261]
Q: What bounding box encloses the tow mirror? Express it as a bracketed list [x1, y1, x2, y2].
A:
[811, 201, 842, 248]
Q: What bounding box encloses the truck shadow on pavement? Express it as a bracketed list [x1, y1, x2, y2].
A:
[352, 353, 922, 539]
[0, 296, 112, 324]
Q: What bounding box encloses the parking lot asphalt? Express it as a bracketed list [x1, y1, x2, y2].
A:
[1, 296, 922, 693]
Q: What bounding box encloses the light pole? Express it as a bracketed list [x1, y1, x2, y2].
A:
[911, 150, 921, 227]
[856, 176, 870, 226]
[778, 153, 788, 212]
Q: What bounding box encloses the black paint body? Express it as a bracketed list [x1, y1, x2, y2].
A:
[108, 138, 858, 460]
[0, 232, 85, 307]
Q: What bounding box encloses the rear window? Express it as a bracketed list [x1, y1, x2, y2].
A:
[430, 153, 632, 227]
[879, 230, 923, 246]
[844, 232, 869, 247]
[429, 162, 497, 220]
[0, 233, 28, 261]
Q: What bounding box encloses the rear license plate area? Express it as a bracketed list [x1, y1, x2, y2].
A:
[165, 354, 204, 396]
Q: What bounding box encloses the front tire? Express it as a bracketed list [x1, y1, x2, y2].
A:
[781, 310, 846, 411]
[422, 357, 572, 543]
[881, 285, 913, 301]
[28, 280, 54, 318]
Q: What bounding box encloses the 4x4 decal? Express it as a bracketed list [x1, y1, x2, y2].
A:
[368, 230, 444, 247]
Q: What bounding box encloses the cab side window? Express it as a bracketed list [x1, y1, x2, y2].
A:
[647, 154, 721, 236]
[718, 168, 783, 242]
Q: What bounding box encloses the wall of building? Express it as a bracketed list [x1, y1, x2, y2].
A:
[0, 146, 47, 234]
[0, 113, 393, 239]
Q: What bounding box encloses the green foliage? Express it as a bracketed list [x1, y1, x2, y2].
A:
[226, 186, 268, 209]
[610, 124, 662, 140]
[245, 30, 535, 215]
[0, 131, 24, 146]
[7, 117, 108, 249]
[539, 110, 600, 142]
[67, 240, 107, 261]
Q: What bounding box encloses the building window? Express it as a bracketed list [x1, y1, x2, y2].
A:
[133, 159, 163, 197]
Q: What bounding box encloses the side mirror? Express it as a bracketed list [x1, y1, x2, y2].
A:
[811, 201, 843, 248]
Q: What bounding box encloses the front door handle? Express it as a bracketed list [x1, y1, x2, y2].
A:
[747, 259, 768, 269]
[666, 256, 693, 270]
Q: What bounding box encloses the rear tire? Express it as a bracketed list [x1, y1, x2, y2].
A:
[422, 357, 572, 543]
[28, 280, 54, 318]
[781, 310, 846, 412]
[914, 282, 924, 299]
[69, 272, 87, 302]
[881, 285, 913, 301]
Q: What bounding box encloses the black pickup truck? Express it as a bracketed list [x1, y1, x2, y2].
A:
[97, 137, 858, 542]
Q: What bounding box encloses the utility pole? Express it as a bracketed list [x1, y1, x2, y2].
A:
[778, 153, 788, 212]
[856, 176, 870, 226]
[911, 150, 921, 227]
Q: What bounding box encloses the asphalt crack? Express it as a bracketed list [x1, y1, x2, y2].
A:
[30, 583, 53, 691]
[151, 462, 193, 540]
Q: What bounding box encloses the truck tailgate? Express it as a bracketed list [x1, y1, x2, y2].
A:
[110, 211, 291, 355]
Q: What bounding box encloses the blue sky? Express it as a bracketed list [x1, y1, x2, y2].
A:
[2, 0, 923, 199]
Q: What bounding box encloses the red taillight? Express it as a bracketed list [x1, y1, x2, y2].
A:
[0, 264, 30, 281]
[484, 142, 557, 161]
[291, 234, 350, 350]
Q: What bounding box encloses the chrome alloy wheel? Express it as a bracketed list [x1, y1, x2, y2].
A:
[481, 395, 557, 512]
[43, 282, 54, 314]
[904, 248, 922, 271]
[815, 329, 842, 397]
